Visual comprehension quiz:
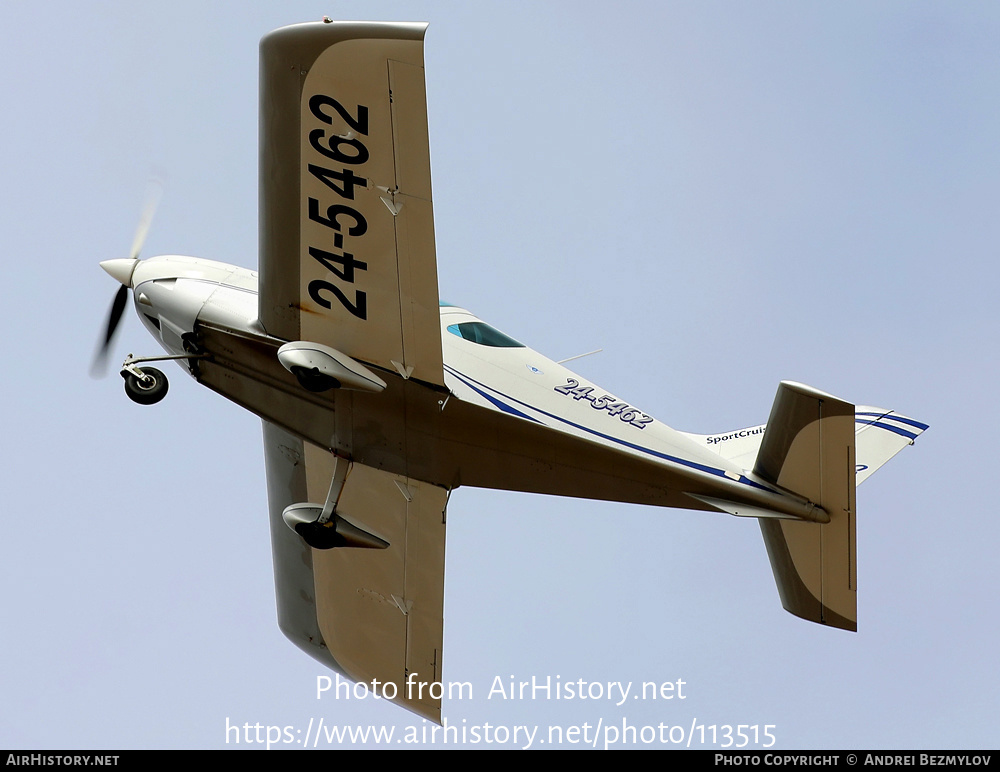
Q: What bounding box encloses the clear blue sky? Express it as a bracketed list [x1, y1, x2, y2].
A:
[2, 0, 998, 749]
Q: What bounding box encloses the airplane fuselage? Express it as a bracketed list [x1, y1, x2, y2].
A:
[122, 254, 819, 524]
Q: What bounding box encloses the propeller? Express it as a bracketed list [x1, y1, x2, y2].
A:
[91, 181, 162, 377]
[128, 179, 162, 263]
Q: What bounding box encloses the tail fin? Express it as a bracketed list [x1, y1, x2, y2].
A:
[854, 407, 929, 485]
[687, 383, 927, 630]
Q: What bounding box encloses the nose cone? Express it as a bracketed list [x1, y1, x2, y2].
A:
[100, 258, 139, 287]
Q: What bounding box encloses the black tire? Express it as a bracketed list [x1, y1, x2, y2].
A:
[291, 366, 340, 393]
[124, 366, 169, 405]
[294, 520, 346, 550]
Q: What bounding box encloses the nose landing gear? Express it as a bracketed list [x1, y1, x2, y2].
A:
[118, 351, 207, 405]
[122, 366, 169, 405]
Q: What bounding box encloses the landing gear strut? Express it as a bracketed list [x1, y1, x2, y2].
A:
[280, 456, 388, 550]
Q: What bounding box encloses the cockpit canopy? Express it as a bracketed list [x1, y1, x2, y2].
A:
[446, 322, 524, 348]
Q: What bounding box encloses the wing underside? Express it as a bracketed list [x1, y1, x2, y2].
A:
[263, 421, 447, 721]
[259, 21, 444, 386]
[257, 22, 447, 720]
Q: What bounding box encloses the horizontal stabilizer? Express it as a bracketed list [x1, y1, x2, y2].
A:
[692, 389, 926, 631]
[754, 382, 857, 631]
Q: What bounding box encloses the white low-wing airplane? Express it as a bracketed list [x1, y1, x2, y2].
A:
[97, 21, 927, 722]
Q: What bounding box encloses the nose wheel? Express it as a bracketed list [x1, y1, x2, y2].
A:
[122, 366, 169, 405]
[116, 351, 207, 406]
